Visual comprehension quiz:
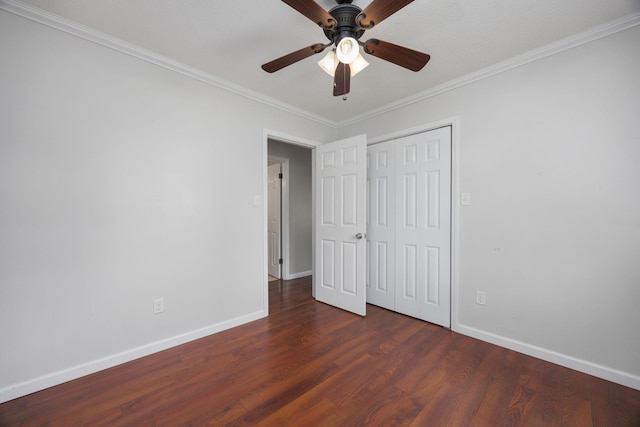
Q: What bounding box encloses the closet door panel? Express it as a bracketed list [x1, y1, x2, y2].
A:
[366, 142, 395, 310]
[395, 127, 451, 327]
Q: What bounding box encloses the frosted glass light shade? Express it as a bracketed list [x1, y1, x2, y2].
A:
[350, 53, 369, 76]
[318, 50, 369, 77]
[318, 50, 338, 76]
[336, 37, 359, 64]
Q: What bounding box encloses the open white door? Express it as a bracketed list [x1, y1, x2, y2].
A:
[267, 163, 282, 278]
[314, 134, 367, 316]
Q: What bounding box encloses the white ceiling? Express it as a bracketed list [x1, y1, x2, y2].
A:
[13, 0, 640, 124]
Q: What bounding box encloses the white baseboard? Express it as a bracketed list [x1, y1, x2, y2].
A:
[5, 314, 637, 404]
[0, 310, 265, 404]
[456, 324, 640, 391]
[285, 270, 312, 280]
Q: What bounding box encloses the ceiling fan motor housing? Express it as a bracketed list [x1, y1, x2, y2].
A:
[324, 3, 365, 46]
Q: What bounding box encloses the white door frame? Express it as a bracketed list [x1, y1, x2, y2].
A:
[263, 129, 320, 316]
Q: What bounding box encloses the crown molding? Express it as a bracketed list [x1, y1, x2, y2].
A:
[0, 0, 339, 129]
[337, 11, 640, 128]
[2, 0, 638, 130]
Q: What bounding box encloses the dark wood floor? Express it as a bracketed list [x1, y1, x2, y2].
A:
[1, 277, 639, 426]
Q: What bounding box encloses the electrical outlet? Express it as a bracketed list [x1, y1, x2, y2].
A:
[475, 291, 486, 306]
[153, 298, 164, 314]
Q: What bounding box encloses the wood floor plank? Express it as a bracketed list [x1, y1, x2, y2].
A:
[470, 350, 527, 427]
[394, 329, 455, 394]
[1, 276, 639, 426]
[253, 353, 378, 426]
[590, 376, 640, 427]
[252, 396, 337, 427]
[408, 343, 503, 426]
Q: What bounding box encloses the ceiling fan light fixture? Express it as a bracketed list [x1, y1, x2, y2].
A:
[350, 53, 369, 76]
[318, 50, 338, 76]
[318, 50, 369, 77]
[336, 37, 359, 64]
[263, 0, 431, 95]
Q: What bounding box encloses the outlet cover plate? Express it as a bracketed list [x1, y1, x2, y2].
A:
[153, 298, 164, 314]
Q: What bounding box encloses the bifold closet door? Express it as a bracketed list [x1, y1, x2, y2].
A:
[395, 127, 451, 327]
[366, 142, 395, 310]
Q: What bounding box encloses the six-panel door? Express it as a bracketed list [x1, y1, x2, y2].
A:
[314, 135, 367, 316]
[366, 127, 452, 327]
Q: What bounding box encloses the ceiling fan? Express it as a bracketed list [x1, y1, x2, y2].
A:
[261, 0, 430, 97]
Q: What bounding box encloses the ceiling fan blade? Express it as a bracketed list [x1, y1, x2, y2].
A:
[363, 39, 430, 72]
[262, 43, 328, 73]
[333, 62, 351, 96]
[357, 0, 414, 29]
[282, 0, 336, 29]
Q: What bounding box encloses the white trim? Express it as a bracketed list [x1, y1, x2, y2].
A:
[337, 11, 640, 127]
[287, 270, 313, 280]
[2, 0, 637, 129]
[262, 134, 270, 315]
[311, 149, 317, 300]
[366, 117, 460, 145]
[0, 0, 336, 129]
[457, 324, 640, 391]
[0, 310, 264, 404]
[449, 119, 462, 332]
[264, 129, 322, 149]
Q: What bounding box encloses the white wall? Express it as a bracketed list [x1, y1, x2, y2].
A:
[339, 26, 640, 387]
[2, 4, 638, 402]
[0, 10, 336, 402]
[268, 140, 313, 277]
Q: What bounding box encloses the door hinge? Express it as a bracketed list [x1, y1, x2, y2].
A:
[278, 173, 283, 179]
[278, 258, 283, 265]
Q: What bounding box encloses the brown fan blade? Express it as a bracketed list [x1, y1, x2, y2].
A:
[363, 39, 430, 72]
[333, 62, 351, 96]
[357, 0, 414, 29]
[262, 43, 328, 73]
[282, 0, 336, 29]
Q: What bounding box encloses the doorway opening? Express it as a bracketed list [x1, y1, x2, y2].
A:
[264, 131, 318, 315]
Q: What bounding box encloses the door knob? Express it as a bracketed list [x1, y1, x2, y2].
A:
[355, 232, 364, 240]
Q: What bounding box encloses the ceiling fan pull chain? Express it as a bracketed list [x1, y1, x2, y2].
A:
[343, 67, 348, 101]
